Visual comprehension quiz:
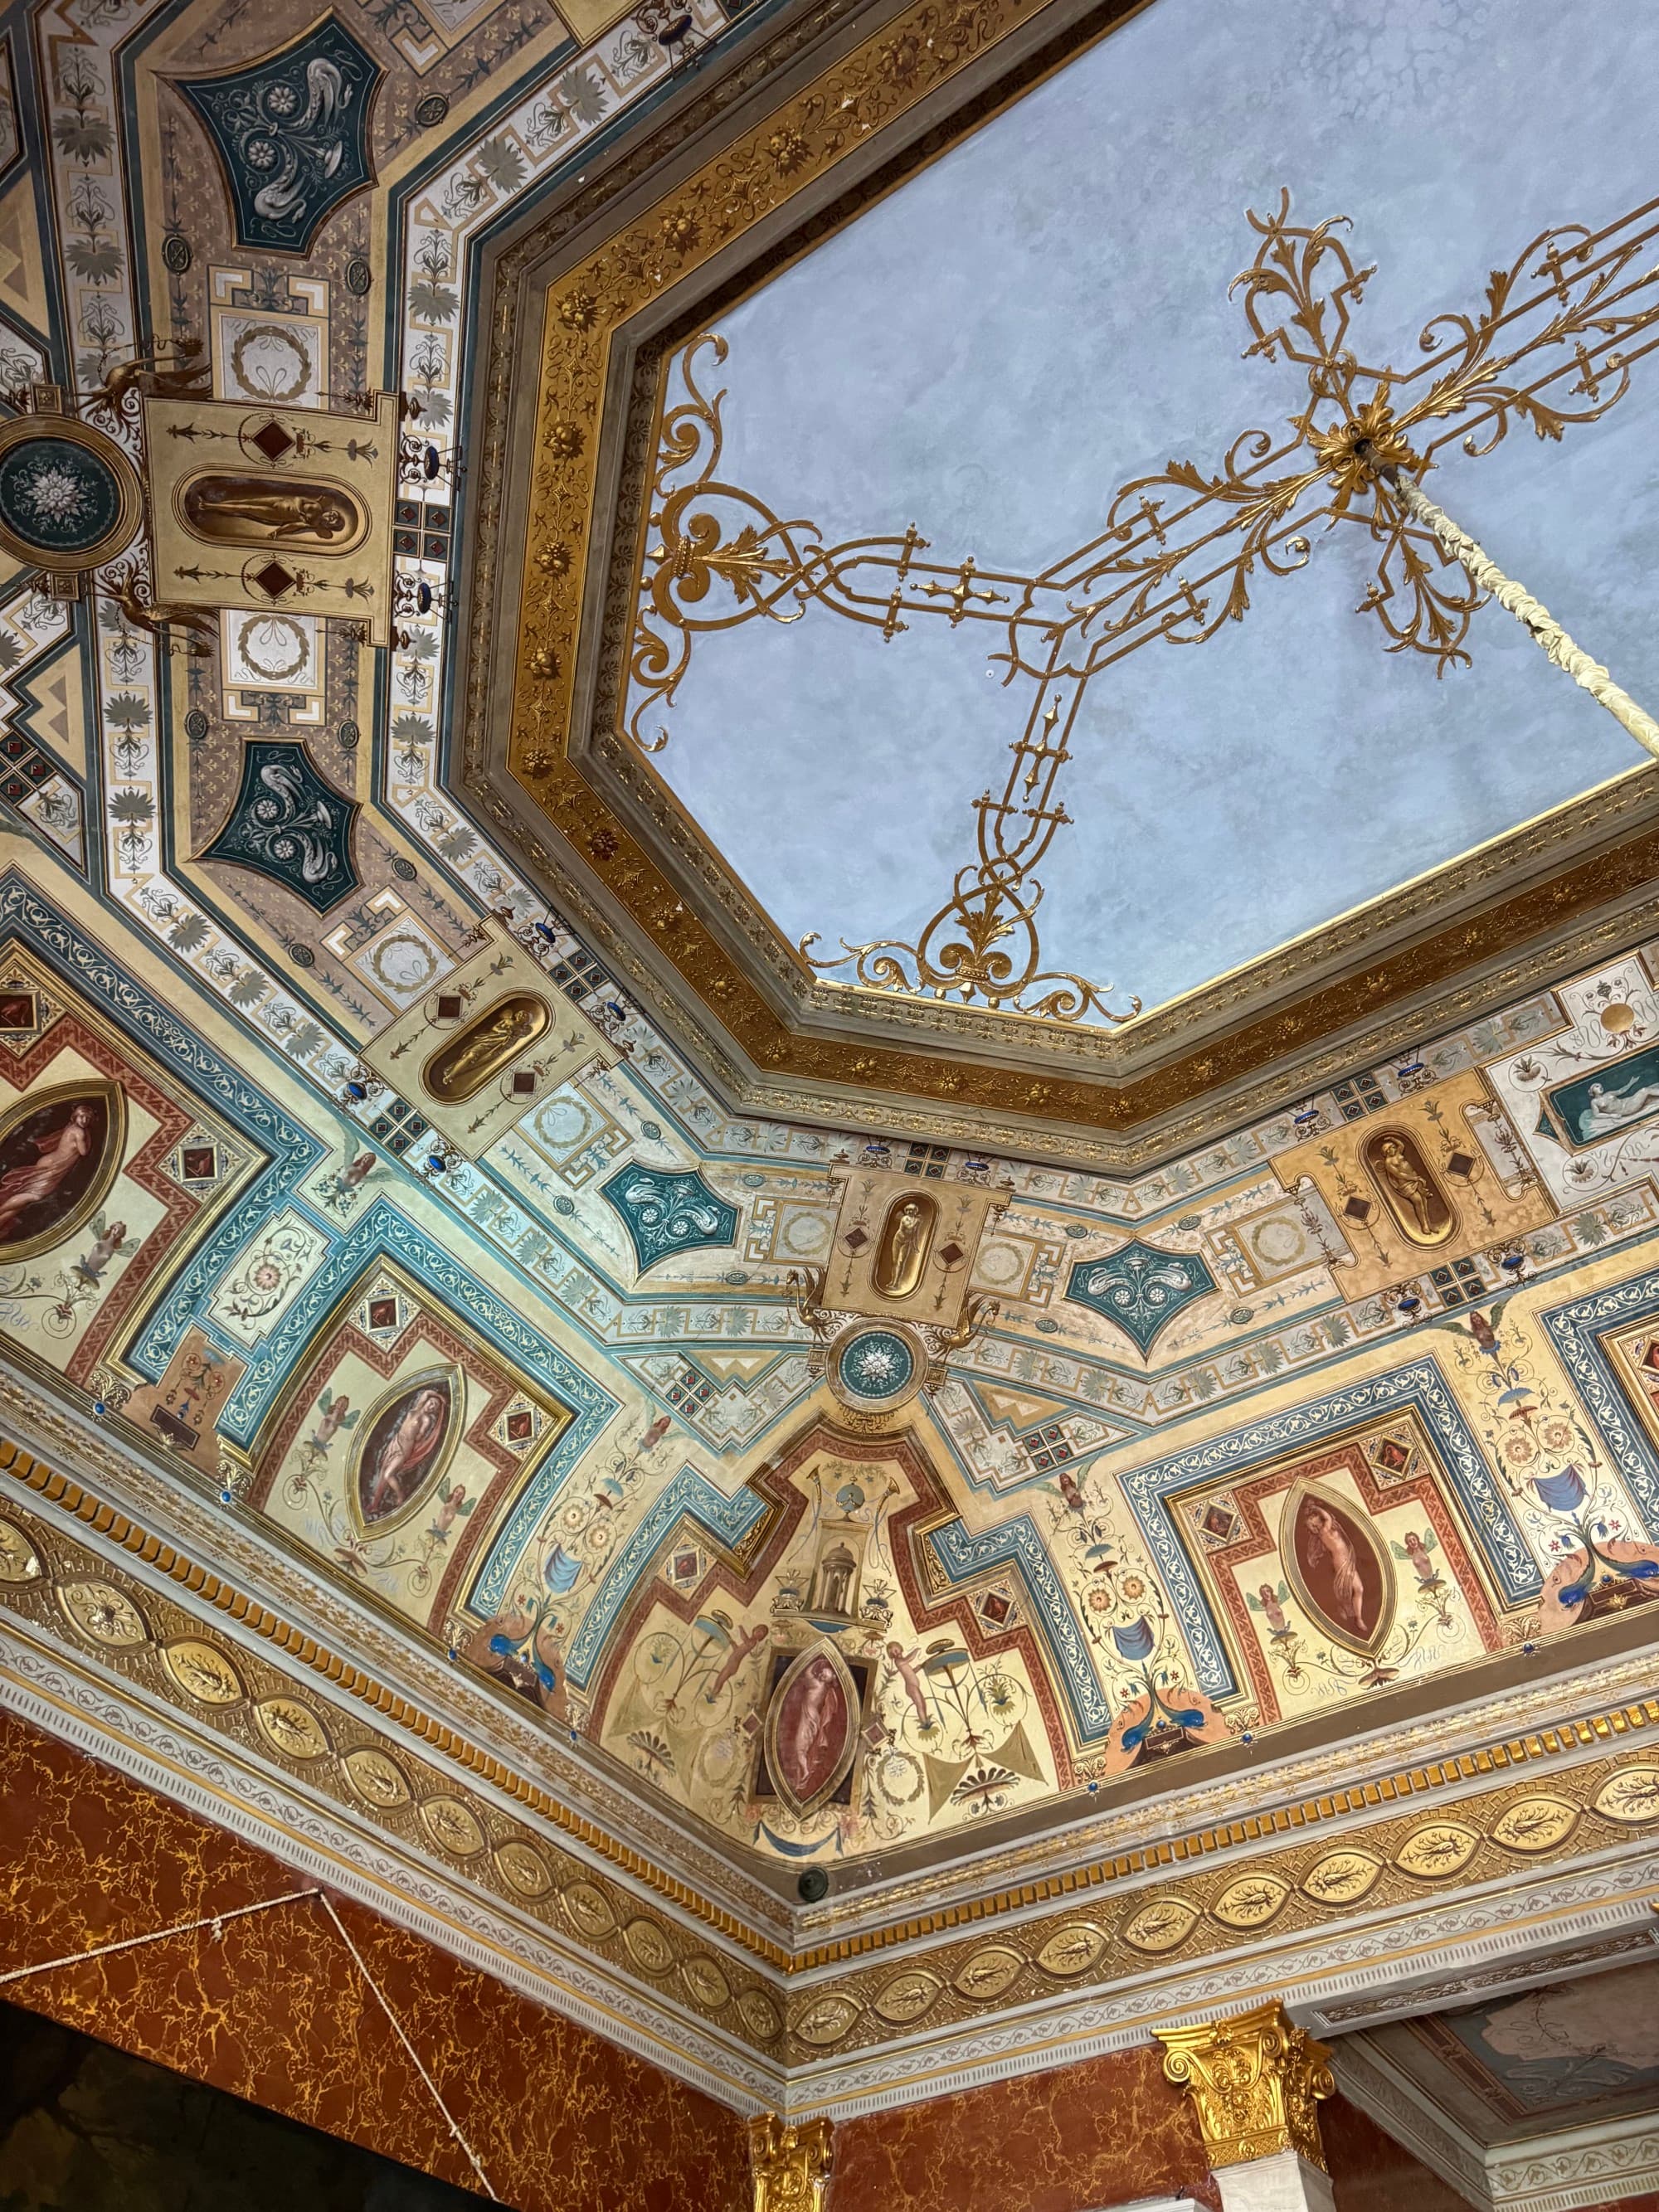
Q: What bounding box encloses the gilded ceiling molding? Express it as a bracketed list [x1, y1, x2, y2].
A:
[0, 1432, 787, 1964]
[9, 1399, 1659, 1976]
[1155, 2001, 1335, 2171]
[5, 1460, 1659, 2117]
[0, 1366, 793, 1935]
[455, 0, 1659, 1149]
[0, 1644, 777, 2110]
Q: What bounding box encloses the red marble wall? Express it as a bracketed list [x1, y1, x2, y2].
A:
[830, 2042, 1214, 2212]
[0, 1707, 748, 2212]
[1322, 2093, 1470, 2212]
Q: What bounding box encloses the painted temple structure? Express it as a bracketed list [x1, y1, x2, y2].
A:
[2, 0, 1659, 2205]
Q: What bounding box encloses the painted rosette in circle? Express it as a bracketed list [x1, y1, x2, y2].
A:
[0, 417, 143, 570]
[829, 1322, 925, 1413]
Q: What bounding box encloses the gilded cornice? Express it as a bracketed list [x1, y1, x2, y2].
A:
[456, 0, 1659, 1157]
[5, 1444, 1659, 2112]
[0, 1439, 791, 1959]
[0, 1369, 787, 1934]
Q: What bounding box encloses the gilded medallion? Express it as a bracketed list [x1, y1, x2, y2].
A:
[422, 993, 551, 1103]
[1394, 1821, 1480, 1879]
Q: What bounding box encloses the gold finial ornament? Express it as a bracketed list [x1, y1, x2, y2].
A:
[749, 2113, 834, 2212]
[1155, 2001, 1335, 2171]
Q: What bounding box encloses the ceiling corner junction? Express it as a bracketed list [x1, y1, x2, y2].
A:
[4, 1377, 1659, 2117]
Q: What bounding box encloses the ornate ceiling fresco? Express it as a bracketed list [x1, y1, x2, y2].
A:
[0, 0, 1657, 2130]
[625, 0, 1659, 1017]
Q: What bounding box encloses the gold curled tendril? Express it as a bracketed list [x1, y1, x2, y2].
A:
[626, 189, 1659, 1021]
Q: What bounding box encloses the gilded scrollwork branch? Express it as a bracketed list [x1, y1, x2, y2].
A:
[625, 189, 1659, 1025]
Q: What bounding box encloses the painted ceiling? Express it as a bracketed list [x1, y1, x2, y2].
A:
[1, 0, 1658, 2116]
[634, 0, 1659, 1014]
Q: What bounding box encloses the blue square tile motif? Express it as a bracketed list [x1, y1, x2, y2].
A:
[202, 740, 360, 912]
[1065, 1238, 1216, 1354]
[601, 1164, 737, 1273]
[180, 17, 382, 255]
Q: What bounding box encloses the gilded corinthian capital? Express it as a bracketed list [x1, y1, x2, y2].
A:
[1155, 2001, 1335, 2171]
[750, 2114, 833, 2212]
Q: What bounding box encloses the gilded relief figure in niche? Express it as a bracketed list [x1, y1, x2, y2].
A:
[353, 1370, 457, 1529]
[873, 1192, 936, 1299]
[423, 994, 550, 1104]
[178, 474, 366, 551]
[0, 1082, 125, 1261]
[1282, 1485, 1394, 1655]
[1362, 1128, 1456, 1245]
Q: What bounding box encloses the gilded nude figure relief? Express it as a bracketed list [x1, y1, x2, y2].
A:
[872, 1192, 936, 1299]
[1361, 1127, 1456, 1246]
[178, 473, 367, 552]
[422, 994, 550, 1104]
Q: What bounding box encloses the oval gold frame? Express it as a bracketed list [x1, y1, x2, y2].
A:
[1279, 1477, 1398, 1658]
[761, 1638, 862, 1819]
[0, 1077, 128, 1263]
[347, 1362, 464, 1537]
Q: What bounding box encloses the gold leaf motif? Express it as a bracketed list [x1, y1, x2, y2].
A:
[1209, 1873, 1291, 1930]
[1033, 1922, 1108, 1978]
[1489, 1796, 1579, 1855]
[679, 1955, 731, 2010]
[1593, 1764, 1659, 1826]
[561, 1881, 616, 1940]
[737, 1988, 783, 2042]
[254, 1696, 329, 1760]
[792, 1991, 862, 2047]
[1300, 1850, 1383, 1904]
[0, 1519, 41, 1581]
[951, 1945, 1025, 2001]
[419, 1796, 487, 1857]
[495, 1839, 552, 1897]
[1394, 1821, 1480, 1879]
[342, 1745, 410, 1807]
[624, 1917, 675, 1976]
[58, 1578, 146, 1646]
[162, 1638, 243, 1705]
[873, 1968, 941, 2024]
[1121, 1894, 1200, 1955]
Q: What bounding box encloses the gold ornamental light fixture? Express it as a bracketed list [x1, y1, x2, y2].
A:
[635, 191, 1659, 1023]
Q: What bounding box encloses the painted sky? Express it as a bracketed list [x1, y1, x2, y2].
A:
[638, 0, 1659, 1013]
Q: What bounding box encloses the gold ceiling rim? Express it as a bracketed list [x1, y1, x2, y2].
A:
[7, 1434, 1659, 1983]
[463, 0, 1659, 1141]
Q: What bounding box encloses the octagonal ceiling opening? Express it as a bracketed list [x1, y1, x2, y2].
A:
[622, 0, 1659, 1024]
